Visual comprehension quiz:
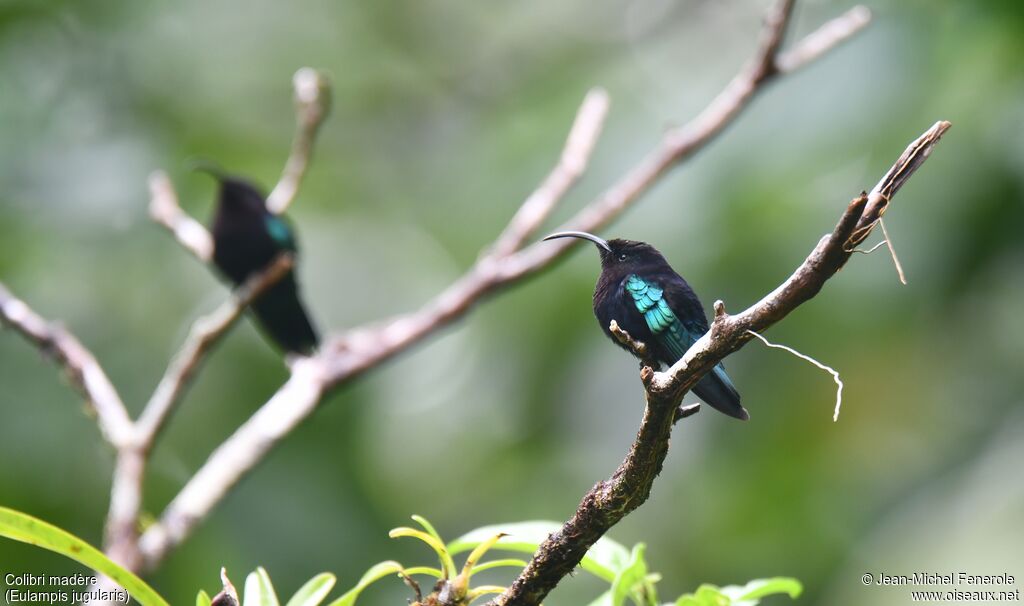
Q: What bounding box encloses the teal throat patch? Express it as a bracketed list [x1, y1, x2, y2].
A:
[625, 274, 677, 334]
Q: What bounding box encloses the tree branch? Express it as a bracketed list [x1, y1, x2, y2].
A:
[492, 120, 950, 606]
[0, 283, 133, 449]
[775, 6, 872, 73]
[608, 319, 655, 368]
[149, 170, 214, 263]
[100, 254, 299, 579]
[135, 254, 296, 448]
[266, 68, 332, 215]
[133, 0, 870, 571]
[101, 69, 330, 585]
[150, 67, 331, 260]
[138, 356, 326, 568]
[491, 87, 610, 257]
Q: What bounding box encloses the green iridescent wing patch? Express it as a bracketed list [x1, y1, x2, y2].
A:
[264, 214, 296, 251]
[625, 274, 682, 336]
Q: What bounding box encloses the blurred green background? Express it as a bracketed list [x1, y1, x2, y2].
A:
[1, 0, 1022, 604]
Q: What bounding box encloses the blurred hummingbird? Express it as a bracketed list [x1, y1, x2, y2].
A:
[202, 169, 319, 356]
[544, 231, 747, 420]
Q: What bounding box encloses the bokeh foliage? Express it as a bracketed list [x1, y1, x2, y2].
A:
[1, 1, 1022, 604]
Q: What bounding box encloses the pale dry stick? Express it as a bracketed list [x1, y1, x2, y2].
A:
[848, 241, 887, 255]
[150, 67, 329, 257]
[100, 254, 302, 579]
[267, 68, 332, 215]
[492, 120, 950, 606]
[0, 281, 139, 578]
[746, 329, 844, 422]
[774, 5, 872, 73]
[491, 87, 611, 257]
[135, 254, 296, 446]
[148, 170, 214, 263]
[0, 283, 133, 449]
[135, 0, 873, 572]
[137, 356, 326, 568]
[110, 69, 324, 579]
[878, 218, 908, 284]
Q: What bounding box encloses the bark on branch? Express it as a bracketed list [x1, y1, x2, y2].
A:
[0, 284, 133, 448]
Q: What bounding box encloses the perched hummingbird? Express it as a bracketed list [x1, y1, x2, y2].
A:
[544, 231, 747, 420]
[204, 170, 319, 356]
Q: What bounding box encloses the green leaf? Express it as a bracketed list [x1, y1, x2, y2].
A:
[402, 566, 444, 579]
[410, 514, 444, 544]
[448, 521, 631, 582]
[389, 526, 457, 579]
[469, 559, 529, 575]
[326, 561, 405, 606]
[720, 577, 802, 605]
[244, 567, 280, 606]
[610, 544, 650, 606]
[285, 573, 336, 606]
[0, 506, 170, 606]
[197, 590, 213, 606]
[587, 589, 614, 606]
[674, 584, 730, 606]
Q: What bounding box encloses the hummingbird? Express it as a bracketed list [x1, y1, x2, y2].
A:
[544, 231, 747, 420]
[202, 169, 319, 356]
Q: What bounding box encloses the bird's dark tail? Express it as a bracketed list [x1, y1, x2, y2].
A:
[250, 273, 319, 356]
[692, 363, 748, 420]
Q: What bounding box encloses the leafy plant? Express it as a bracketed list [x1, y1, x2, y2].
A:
[0, 506, 170, 606]
[197, 567, 336, 606]
[0, 506, 801, 606]
[672, 578, 803, 606]
[340, 517, 800, 606]
[331, 514, 526, 606]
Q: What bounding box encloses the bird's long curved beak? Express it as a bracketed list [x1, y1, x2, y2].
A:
[187, 158, 228, 182]
[542, 230, 611, 253]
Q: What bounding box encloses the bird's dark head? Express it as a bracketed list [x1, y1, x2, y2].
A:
[192, 162, 267, 214]
[543, 231, 670, 273]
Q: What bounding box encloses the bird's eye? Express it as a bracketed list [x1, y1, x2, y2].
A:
[618, 253, 627, 261]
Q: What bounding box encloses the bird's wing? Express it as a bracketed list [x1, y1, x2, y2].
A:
[627, 273, 745, 417]
[624, 274, 701, 359]
[263, 213, 297, 252]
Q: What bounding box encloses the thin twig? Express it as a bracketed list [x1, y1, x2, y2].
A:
[775, 6, 872, 73]
[135, 0, 872, 572]
[608, 319, 652, 364]
[149, 171, 214, 263]
[746, 330, 844, 422]
[878, 218, 907, 284]
[0, 283, 133, 449]
[135, 254, 296, 448]
[847, 241, 886, 255]
[673, 402, 702, 424]
[138, 357, 326, 569]
[491, 88, 610, 257]
[266, 68, 331, 215]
